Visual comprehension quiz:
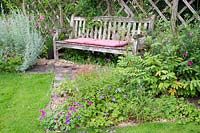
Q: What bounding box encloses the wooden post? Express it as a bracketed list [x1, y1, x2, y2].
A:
[171, 0, 179, 32]
[59, 4, 63, 27]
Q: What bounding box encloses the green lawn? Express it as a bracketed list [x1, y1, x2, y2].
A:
[116, 122, 200, 133]
[68, 122, 200, 133]
[0, 73, 53, 133]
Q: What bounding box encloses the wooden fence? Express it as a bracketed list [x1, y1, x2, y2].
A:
[117, 0, 200, 23]
[25, 0, 200, 32]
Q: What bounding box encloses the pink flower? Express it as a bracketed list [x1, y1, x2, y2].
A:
[68, 106, 73, 110]
[72, 102, 77, 105]
[67, 112, 71, 115]
[87, 101, 92, 105]
[39, 110, 46, 117]
[40, 15, 44, 20]
[77, 125, 80, 128]
[183, 51, 188, 56]
[39, 110, 46, 120]
[187, 61, 193, 66]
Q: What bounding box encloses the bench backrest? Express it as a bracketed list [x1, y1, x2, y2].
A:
[70, 15, 154, 41]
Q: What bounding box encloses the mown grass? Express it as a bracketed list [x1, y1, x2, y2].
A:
[68, 122, 200, 133]
[0, 73, 53, 133]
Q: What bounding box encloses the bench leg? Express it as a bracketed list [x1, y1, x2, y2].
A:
[53, 42, 59, 60]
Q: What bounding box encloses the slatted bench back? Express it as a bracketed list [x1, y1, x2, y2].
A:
[70, 15, 154, 41]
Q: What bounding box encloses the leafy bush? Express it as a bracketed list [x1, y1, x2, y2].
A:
[0, 9, 44, 71]
[0, 46, 22, 72]
[117, 22, 200, 97]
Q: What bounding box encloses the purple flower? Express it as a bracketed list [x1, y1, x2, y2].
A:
[72, 102, 77, 105]
[66, 115, 70, 120]
[87, 101, 92, 105]
[108, 86, 111, 89]
[68, 106, 73, 110]
[67, 112, 71, 115]
[59, 112, 62, 115]
[39, 110, 46, 120]
[77, 125, 81, 128]
[77, 115, 81, 119]
[183, 51, 188, 56]
[82, 97, 85, 101]
[39, 110, 46, 117]
[112, 97, 116, 102]
[64, 119, 70, 124]
[99, 95, 103, 100]
[187, 61, 193, 66]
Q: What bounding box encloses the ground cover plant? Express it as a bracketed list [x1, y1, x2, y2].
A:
[0, 73, 53, 132]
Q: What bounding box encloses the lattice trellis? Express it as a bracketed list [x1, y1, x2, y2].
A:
[24, 0, 200, 32]
[116, 0, 200, 24]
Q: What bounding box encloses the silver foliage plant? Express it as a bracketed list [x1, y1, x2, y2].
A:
[0, 9, 44, 71]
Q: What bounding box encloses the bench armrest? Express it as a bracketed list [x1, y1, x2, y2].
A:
[53, 28, 72, 41]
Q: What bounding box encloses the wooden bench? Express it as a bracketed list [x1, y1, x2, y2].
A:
[53, 15, 154, 59]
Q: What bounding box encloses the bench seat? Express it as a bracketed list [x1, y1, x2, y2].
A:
[64, 38, 128, 47]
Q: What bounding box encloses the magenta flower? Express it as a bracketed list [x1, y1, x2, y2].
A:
[39, 110, 46, 120]
[82, 97, 85, 101]
[39, 110, 46, 117]
[40, 15, 44, 20]
[59, 112, 62, 115]
[66, 115, 70, 120]
[72, 101, 77, 105]
[187, 61, 193, 66]
[77, 125, 80, 128]
[68, 106, 73, 110]
[67, 112, 71, 115]
[87, 101, 92, 105]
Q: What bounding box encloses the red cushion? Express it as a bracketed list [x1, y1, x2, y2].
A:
[64, 38, 128, 47]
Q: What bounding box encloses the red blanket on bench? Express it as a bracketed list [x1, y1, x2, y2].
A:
[64, 38, 128, 47]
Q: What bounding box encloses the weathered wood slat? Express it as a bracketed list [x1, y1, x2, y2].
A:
[98, 24, 103, 39]
[148, 0, 167, 21]
[103, 21, 108, 39]
[182, 0, 200, 21]
[75, 20, 78, 38]
[94, 26, 98, 39]
[82, 20, 86, 37]
[137, 23, 142, 34]
[112, 20, 117, 40]
[108, 21, 112, 40]
[132, 22, 136, 37]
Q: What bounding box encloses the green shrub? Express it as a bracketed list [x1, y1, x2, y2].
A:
[117, 22, 200, 97]
[0, 46, 22, 72]
[0, 9, 44, 71]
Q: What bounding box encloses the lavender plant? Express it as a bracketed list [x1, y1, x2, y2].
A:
[0, 9, 44, 71]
